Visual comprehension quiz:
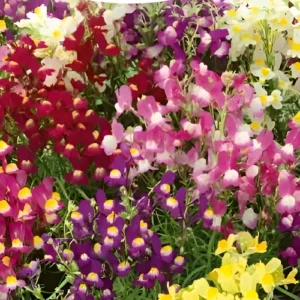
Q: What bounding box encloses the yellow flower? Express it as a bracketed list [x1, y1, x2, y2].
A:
[209, 269, 219, 281]
[261, 273, 274, 293]
[280, 268, 298, 285]
[265, 258, 281, 274]
[242, 290, 259, 300]
[157, 233, 298, 300]
[236, 232, 256, 253]
[193, 278, 209, 297]
[255, 258, 284, 293]
[193, 278, 220, 299]
[215, 234, 237, 255]
[158, 284, 180, 300]
[158, 295, 172, 300]
[181, 290, 199, 300]
[0, 20, 7, 32]
[240, 271, 257, 296]
[293, 111, 300, 126]
[217, 264, 239, 294]
[243, 235, 267, 254]
[168, 284, 180, 297]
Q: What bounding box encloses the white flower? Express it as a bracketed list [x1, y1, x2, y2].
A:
[16, 5, 48, 32]
[61, 10, 84, 36]
[40, 18, 64, 44]
[270, 90, 283, 109]
[251, 46, 266, 68]
[53, 45, 77, 64]
[103, 5, 135, 43]
[17, 5, 83, 49]
[64, 71, 85, 92]
[101, 135, 117, 156]
[290, 62, 300, 78]
[27, 5, 48, 22]
[251, 66, 275, 82]
[238, 4, 267, 23]
[250, 120, 263, 133]
[252, 82, 273, 108]
[287, 28, 300, 58]
[227, 23, 256, 60]
[269, 7, 293, 32]
[41, 57, 64, 87]
[273, 34, 290, 55]
[265, 115, 275, 130]
[276, 70, 292, 89]
[290, 6, 300, 23]
[223, 8, 242, 24]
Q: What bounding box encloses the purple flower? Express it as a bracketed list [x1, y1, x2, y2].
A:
[101, 278, 115, 300]
[98, 215, 124, 250]
[17, 261, 39, 278]
[96, 189, 124, 216]
[0, 0, 69, 22]
[160, 187, 186, 218]
[104, 156, 129, 187]
[154, 171, 176, 198]
[71, 200, 94, 240]
[71, 241, 101, 276]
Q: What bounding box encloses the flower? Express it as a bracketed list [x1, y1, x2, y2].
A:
[276, 170, 300, 214]
[160, 233, 297, 300]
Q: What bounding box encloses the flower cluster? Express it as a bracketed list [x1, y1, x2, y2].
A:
[0, 32, 115, 184]
[159, 232, 298, 300]
[218, 0, 300, 122]
[0, 0, 69, 22]
[40, 187, 185, 299]
[0, 140, 63, 299]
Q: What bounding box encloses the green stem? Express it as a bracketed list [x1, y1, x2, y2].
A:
[206, 231, 217, 273]
[46, 277, 70, 300]
[275, 286, 298, 300]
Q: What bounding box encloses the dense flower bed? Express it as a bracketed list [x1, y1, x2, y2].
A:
[0, 0, 300, 299]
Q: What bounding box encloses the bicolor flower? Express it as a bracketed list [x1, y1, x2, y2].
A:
[276, 170, 300, 214]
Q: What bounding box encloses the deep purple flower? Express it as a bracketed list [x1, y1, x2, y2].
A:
[133, 273, 154, 289]
[125, 216, 151, 257]
[71, 200, 95, 240]
[100, 278, 116, 300]
[161, 187, 186, 218]
[96, 189, 124, 216]
[154, 171, 176, 198]
[98, 215, 124, 250]
[104, 156, 129, 187]
[107, 253, 131, 277]
[71, 241, 101, 276]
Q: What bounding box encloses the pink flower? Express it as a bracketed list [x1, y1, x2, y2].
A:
[137, 96, 170, 129]
[115, 85, 133, 118]
[277, 170, 300, 214]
